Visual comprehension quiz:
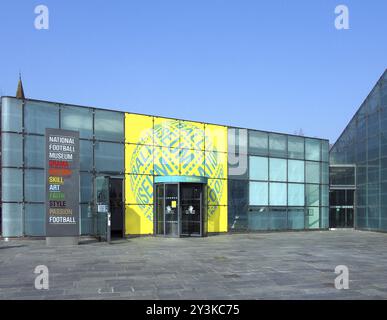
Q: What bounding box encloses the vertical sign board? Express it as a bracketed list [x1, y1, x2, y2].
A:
[46, 128, 80, 239]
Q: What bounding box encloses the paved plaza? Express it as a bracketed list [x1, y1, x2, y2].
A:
[1, 230, 387, 299]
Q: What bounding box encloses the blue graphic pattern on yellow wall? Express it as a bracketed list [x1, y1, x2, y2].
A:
[125, 115, 227, 234]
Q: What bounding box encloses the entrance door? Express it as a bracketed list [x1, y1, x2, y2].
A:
[94, 176, 124, 241]
[329, 189, 354, 228]
[180, 184, 203, 236]
[154, 182, 206, 237]
[109, 178, 123, 238]
[330, 207, 346, 228]
[95, 176, 109, 241]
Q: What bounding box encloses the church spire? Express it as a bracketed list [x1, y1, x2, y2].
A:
[16, 73, 25, 99]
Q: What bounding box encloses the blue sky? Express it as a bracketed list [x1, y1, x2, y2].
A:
[0, 0, 386, 142]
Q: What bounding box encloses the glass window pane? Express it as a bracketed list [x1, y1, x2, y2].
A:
[228, 180, 248, 208]
[269, 133, 287, 158]
[94, 110, 124, 141]
[307, 207, 320, 229]
[330, 166, 355, 186]
[2, 168, 23, 201]
[321, 207, 329, 228]
[228, 157, 248, 180]
[288, 160, 304, 183]
[321, 185, 329, 207]
[269, 182, 287, 206]
[24, 135, 45, 168]
[80, 140, 93, 171]
[330, 190, 345, 206]
[228, 205, 248, 231]
[305, 138, 321, 161]
[80, 204, 93, 235]
[228, 128, 237, 154]
[306, 161, 320, 183]
[95, 142, 124, 172]
[306, 184, 320, 206]
[228, 128, 248, 155]
[228, 180, 248, 230]
[2, 133, 22, 167]
[321, 162, 329, 184]
[288, 208, 305, 229]
[322, 141, 329, 162]
[368, 135, 379, 160]
[248, 208, 269, 230]
[288, 183, 305, 206]
[288, 136, 304, 159]
[25, 204, 45, 236]
[249, 181, 268, 205]
[249, 131, 268, 156]
[269, 158, 287, 182]
[356, 116, 366, 141]
[24, 101, 59, 134]
[61, 105, 93, 139]
[249, 156, 268, 181]
[1, 97, 22, 132]
[368, 112, 379, 137]
[1, 203, 23, 237]
[268, 207, 287, 230]
[81, 173, 93, 203]
[25, 169, 45, 202]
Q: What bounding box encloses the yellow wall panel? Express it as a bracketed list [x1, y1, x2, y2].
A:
[125, 174, 153, 205]
[125, 205, 153, 235]
[153, 147, 180, 176]
[125, 113, 153, 145]
[125, 143, 154, 174]
[154, 117, 180, 148]
[205, 151, 227, 179]
[205, 124, 228, 153]
[207, 178, 228, 206]
[179, 120, 205, 150]
[207, 206, 228, 233]
[180, 149, 205, 176]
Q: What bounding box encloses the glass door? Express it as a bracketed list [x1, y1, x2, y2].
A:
[346, 208, 354, 227]
[180, 184, 203, 236]
[95, 176, 110, 241]
[164, 184, 179, 237]
[154, 182, 206, 237]
[329, 207, 354, 228]
[155, 184, 165, 235]
[109, 178, 124, 238]
[329, 189, 354, 228]
[330, 207, 346, 228]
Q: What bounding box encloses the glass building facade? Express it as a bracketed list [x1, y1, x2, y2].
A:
[0, 96, 329, 237]
[228, 128, 329, 231]
[1, 97, 125, 237]
[3, 70, 386, 237]
[330, 69, 387, 231]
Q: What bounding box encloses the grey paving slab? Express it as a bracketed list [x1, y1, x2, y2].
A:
[1, 230, 387, 299]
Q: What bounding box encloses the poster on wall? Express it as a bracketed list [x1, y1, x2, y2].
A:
[45, 128, 80, 237]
